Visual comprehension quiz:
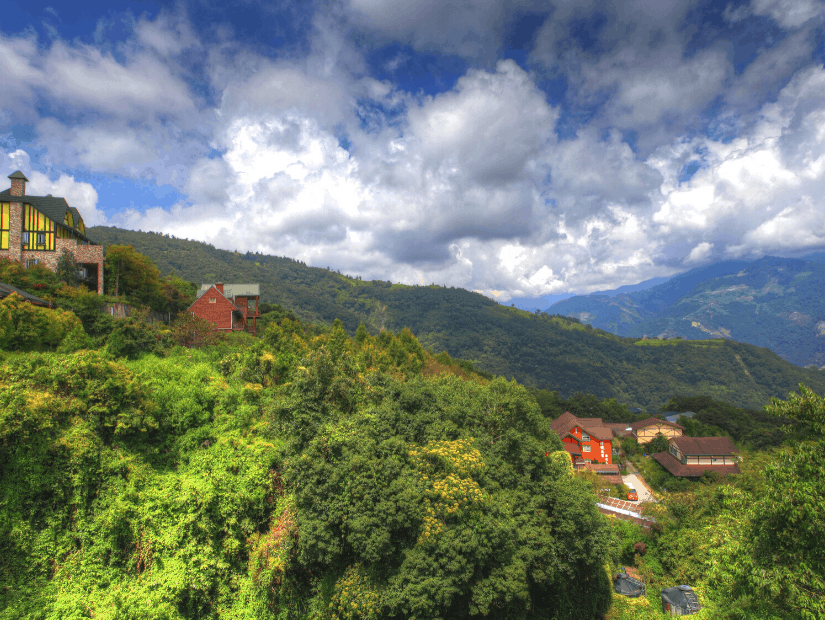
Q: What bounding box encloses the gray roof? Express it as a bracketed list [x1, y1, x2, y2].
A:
[665, 411, 695, 423]
[0, 282, 51, 307]
[8, 170, 29, 181]
[0, 188, 95, 243]
[197, 283, 260, 299]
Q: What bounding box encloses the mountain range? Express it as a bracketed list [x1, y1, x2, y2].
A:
[548, 255, 825, 368]
[87, 226, 825, 410]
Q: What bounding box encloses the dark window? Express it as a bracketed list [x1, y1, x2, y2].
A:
[37, 232, 45, 245]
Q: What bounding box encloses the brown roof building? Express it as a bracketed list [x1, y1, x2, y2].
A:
[629, 417, 685, 444]
[652, 436, 740, 478]
[552, 411, 615, 465]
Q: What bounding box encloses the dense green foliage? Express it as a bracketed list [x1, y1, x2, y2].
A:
[0, 316, 617, 619]
[608, 384, 825, 620]
[664, 394, 795, 449]
[86, 227, 825, 410]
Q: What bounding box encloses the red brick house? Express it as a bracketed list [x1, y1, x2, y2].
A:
[0, 171, 104, 293]
[652, 436, 740, 478]
[189, 283, 260, 334]
[552, 411, 614, 465]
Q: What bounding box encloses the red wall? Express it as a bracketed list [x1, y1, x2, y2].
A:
[190, 287, 237, 330]
[564, 425, 612, 464]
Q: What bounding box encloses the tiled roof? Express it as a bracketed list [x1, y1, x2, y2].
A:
[551, 411, 613, 440]
[0, 189, 94, 242]
[189, 285, 239, 311]
[563, 443, 582, 456]
[652, 451, 741, 477]
[629, 416, 685, 431]
[196, 283, 260, 299]
[671, 435, 738, 455]
[0, 282, 51, 307]
[586, 463, 621, 474]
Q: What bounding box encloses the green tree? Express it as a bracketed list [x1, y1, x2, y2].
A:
[104, 244, 161, 303]
[712, 385, 825, 619]
[55, 249, 82, 287]
[648, 434, 671, 453]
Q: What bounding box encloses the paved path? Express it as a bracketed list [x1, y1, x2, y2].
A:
[622, 473, 655, 503]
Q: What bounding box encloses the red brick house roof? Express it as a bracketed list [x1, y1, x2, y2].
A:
[551, 411, 613, 440]
[629, 416, 685, 431]
[652, 451, 741, 477]
[670, 436, 739, 455]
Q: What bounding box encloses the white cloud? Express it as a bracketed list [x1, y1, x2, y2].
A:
[4, 4, 825, 302]
[0, 150, 106, 226]
[751, 0, 825, 29]
[685, 241, 713, 264]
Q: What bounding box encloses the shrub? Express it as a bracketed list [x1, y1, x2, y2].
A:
[0, 293, 84, 352]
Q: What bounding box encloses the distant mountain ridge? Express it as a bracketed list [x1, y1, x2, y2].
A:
[87, 225, 825, 409]
[549, 256, 825, 367]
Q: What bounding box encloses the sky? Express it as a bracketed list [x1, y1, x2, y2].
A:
[1, 0, 824, 306]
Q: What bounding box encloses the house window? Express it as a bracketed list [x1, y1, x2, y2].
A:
[582, 445, 591, 453]
[0, 203, 8, 250]
[581, 432, 590, 442]
[25, 259, 39, 268]
[22, 204, 55, 251]
[209, 297, 217, 303]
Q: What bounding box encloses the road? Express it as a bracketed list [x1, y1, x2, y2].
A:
[622, 473, 655, 503]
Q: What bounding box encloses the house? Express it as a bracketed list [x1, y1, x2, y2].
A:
[189, 283, 261, 334]
[629, 417, 685, 444]
[664, 411, 695, 424]
[0, 171, 103, 293]
[661, 585, 701, 615]
[0, 282, 52, 307]
[652, 436, 740, 478]
[551, 412, 614, 465]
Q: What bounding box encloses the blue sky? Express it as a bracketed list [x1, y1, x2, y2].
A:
[1, 0, 824, 307]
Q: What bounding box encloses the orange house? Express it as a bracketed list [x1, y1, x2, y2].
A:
[551, 411, 614, 465]
[188, 282, 260, 334]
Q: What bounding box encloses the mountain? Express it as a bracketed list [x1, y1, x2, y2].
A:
[549, 256, 825, 368]
[88, 226, 825, 409]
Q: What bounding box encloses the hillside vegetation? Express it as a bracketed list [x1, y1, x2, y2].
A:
[87, 226, 825, 410]
[1, 246, 823, 619]
[1, 314, 617, 619]
[550, 256, 825, 367]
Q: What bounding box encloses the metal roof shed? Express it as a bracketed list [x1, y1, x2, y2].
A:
[661, 585, 701, 615]
[614, 573, 645, 598]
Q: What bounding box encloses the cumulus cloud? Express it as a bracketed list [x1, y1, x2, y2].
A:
[3, 2, 825, 301]
[0, 149, 107, 226]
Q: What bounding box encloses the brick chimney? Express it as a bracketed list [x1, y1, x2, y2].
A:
[215, 283, 224, 293]
[8, 171, 28, 196]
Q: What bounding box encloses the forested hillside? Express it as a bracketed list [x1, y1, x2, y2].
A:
[87, 226, 825, 410]
[1, 313, 617, 619]
[550, 256, 825, 367]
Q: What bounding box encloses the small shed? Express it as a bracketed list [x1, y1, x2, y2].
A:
[614, 572, 645, 598]
[661, 585, 700, 615]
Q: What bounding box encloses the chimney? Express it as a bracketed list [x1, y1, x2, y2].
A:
[215, 283, 224, 293]
[8, 171, 28, 197]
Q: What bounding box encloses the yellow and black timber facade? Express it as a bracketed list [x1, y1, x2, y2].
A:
[0, 171, 104, 293]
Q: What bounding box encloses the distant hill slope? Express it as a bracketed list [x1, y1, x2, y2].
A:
[88, 226, 825, 409]
[549, 256, 825, 368]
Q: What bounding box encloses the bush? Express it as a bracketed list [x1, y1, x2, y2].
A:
[0, 293, 85, 352]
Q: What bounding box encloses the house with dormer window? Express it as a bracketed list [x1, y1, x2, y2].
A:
[551, 411, 614, 465]
[0, 171, 104, 293]
[189, 283, 261, 335]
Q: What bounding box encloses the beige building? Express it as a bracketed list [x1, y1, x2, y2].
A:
[629, 417, 684, 444]
[653, 436, 740, 478]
